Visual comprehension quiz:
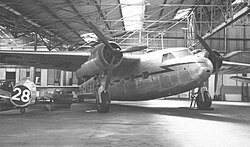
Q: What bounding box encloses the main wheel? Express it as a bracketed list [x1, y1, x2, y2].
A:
[196, 91, 212, 110]
[96, 88, 111, 113]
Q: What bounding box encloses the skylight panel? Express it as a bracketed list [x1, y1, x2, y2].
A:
[81, 33, 98, 43]
[232, 0, 245, 5]
[120, 0, 145, 31]
[173, 8, 192, 20]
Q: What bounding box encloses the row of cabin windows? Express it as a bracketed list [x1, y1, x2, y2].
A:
[81, 71, 150, 89]
[114, 71, 150, 84]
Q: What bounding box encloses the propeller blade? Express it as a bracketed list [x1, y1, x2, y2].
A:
[214, 71, 218, 94]
[196, 34, 217, 58]
[104, 56, 115, 91]
[87, 21, 113, 50]
[121, 46, 147, 53]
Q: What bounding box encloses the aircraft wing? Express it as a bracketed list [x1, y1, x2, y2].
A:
[230, 76, 250, 83]
[0, 50, 90, 71]
[219, 51, 250, 74]
[0, 89, 11, 99]
[220, 61, 250, 74]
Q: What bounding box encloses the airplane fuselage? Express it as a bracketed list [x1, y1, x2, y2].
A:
[79, 48, 213, 101]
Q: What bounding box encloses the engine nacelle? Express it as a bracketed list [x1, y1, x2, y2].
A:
[76, 42, 123, 82]
[10, 78, 36, 108]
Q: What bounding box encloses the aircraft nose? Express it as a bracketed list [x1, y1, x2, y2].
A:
[197, 57, 213, 79]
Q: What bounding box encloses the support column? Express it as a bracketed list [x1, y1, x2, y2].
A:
[0, 68, 6, 80]
[40, 69, 48, 86]
[242, 73, 248, 102]
[30, 31, 37, 82]
[65, 71, 72, 85]
[30, 67, 35, 82]
[60, 71, 66, 86]
[15, 68, 20, 84]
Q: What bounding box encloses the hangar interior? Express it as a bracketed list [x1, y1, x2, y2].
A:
[0, 0, 249, 101]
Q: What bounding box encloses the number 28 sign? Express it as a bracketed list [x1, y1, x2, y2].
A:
[10, 85, 31, 107]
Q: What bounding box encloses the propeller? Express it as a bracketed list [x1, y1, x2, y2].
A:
[196, 34, 223, 96]
[87, 21, 146, 91]
[196, 34, 219, 63]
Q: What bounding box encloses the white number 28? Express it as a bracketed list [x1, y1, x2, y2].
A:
[11, 87, 31, 103]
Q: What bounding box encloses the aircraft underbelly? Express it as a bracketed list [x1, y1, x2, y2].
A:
[110, 69, 200, 101]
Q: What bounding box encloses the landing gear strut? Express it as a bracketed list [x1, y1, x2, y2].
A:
[96, 86, 111, 113]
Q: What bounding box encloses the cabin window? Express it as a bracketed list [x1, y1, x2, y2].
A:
[114, 79, 120, 83]
[125, 77, 129, 80]
[142, 71, 149, 79]
[162, 53, 175, 62]
[172, 49, 192, 57]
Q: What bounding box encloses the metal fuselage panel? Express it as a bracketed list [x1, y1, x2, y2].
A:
[80, 48, 213, 101]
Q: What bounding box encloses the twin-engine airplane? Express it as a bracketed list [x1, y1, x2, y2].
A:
[0, 21, 250, 113]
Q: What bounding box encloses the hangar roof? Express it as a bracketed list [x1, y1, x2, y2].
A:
[0, 0, 245, 50]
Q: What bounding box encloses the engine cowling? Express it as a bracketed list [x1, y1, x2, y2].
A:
[195, 50, 223, 73]
[206, 50, 223, 73]
[76, 42, 123, 82]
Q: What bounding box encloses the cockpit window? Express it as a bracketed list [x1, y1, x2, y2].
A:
[162, 53, 175, 62]
[172, 49, 192, 57]
[162, 49, 192, 62]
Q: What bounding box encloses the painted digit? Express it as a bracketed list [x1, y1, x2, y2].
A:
[21, 89, 30, 103]
[11, 87, 22, 101]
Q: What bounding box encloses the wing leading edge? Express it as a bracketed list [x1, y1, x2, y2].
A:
[0, 50, 90, 71]
[220, 61, 250, 74]
[0, 50, 141, 72]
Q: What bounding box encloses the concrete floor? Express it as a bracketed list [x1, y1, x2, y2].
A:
[0, 99, 250, 147]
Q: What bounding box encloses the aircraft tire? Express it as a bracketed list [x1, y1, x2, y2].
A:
[197, 91, 212, 110]
[20, 108, 25, 113]
[96, 91, 111, 113]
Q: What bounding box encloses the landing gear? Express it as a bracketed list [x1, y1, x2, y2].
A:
[20, 107, 26, 113]
[196, 90, 212, 110]
[190, 86, 212, 110]
[96, 86, 111, 113]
